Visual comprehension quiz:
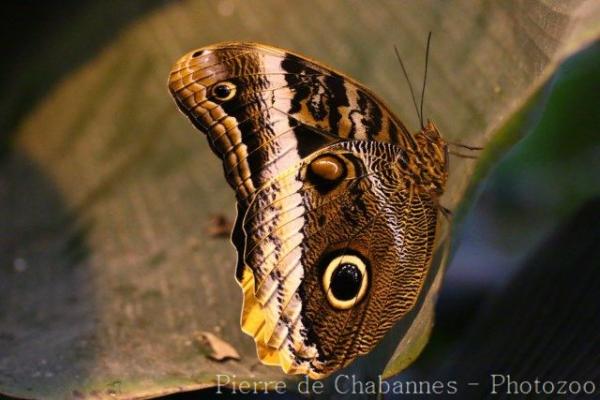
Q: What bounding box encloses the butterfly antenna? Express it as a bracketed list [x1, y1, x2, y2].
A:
[394, 45, 421, 128]
[419, 32, 432, 130]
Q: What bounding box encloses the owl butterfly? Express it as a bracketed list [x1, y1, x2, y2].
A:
[168, 41, 449, 379]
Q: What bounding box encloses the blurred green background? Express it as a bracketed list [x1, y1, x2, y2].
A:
[413, 39, 600, 373]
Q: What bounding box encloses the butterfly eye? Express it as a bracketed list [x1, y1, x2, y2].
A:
[322, 254, 368, 310]
[211, 81, 237, 101]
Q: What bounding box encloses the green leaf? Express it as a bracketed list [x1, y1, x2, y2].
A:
[1, 0, 598, 398]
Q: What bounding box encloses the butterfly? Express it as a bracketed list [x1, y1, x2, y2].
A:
[168, 40, 449, 379]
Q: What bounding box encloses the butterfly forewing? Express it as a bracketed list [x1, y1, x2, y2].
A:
[169, 43, 416, 200]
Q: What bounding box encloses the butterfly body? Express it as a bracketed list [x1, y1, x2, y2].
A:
[168, 42, 448, 378]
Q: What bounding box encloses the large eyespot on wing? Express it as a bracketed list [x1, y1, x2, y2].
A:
[321, 253, 369, 310]
[297, 141, 440, 377]
[235, 140, 440, 378]
[235, 143, 368, 377]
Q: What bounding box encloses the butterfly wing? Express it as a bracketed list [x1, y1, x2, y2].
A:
[238, 140, 439, 377]
[168, 42, 441, 378]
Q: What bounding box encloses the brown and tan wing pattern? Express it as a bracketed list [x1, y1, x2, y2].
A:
[167, 42, 446, 378]
[168, 42, 416, 204]
[238, 140, 438, 377]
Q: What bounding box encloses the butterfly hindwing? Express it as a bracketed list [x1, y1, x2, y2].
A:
[237, 140, 438, 376]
